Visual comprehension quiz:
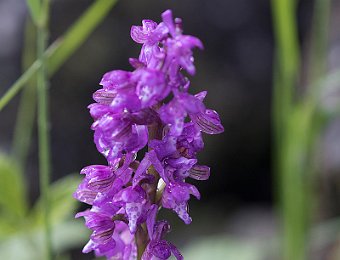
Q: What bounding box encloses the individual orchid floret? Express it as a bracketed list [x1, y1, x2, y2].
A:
[161, 10, 203, 75]
[190, 91, 224, 134]
[112, 185, 149, 233]
[110, 222, 138, 259]
[158, 91, 205, 137]
[90, 108, 148, 162]
[73, 165, 115, 205]
[82, 215, 137, 259]
[75, 209, 117, 258]
[130, 20, 167, 46]
[161, 182, 200, 224]
[147, 123, 204, 182]
[130, 20, 168, 68]
[142, 220, 183, 260]
[132, 68, 169, 108]
[80, 165, 115, 193]
[75, 9, 224, 260]
[74, 154, 135, 205]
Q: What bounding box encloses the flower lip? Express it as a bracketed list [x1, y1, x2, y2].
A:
[93, 89, 117, 105]
[188, 164, 210, 180]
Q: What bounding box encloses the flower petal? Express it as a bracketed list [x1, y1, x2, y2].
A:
[126, 202, 143, 233]
[169, 243, 184, 260]
[173, 202, 191, 224]
[99, 70, 132, 89]
[93, 89, 117, 104]
[188, 164, 210, 180]
[192, 109, 224, 134]
[146, 204, 158, 239]
[130, 20, 157, 44]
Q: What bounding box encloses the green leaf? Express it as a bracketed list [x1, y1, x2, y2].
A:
[0, 233, 40, 260]
[0, 154, 27, 221]
[0, 219, 17, 239]
[0, 0, 119, 111]
[0, 173, 87, 259]
[26, 0, 41, 26]
[52, 220, 89, 253]
[0, 220, 88, 259]
[31, 174, 81, 226]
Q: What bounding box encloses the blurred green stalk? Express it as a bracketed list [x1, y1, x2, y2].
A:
[272, 0, 331, 259]
[271, 0, 302, 259]
[36, 0, 52, 259]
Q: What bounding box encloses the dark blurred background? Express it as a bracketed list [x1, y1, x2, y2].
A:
[2, 0, 340, 259]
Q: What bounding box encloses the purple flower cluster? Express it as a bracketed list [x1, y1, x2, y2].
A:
[75, 10, 224, 259]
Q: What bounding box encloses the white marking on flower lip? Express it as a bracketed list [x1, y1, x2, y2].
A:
[157, 178, 166, 190]
[126, 202, 143, 233]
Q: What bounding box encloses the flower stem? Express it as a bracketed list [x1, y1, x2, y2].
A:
[271, 0, 302, 259]
[36, 0, 52, 259]
[136, 224, 148, 260]
[135, 118, 163, 259]
[155, 178, 166, 204]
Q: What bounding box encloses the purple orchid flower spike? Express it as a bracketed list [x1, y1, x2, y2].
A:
[75, 9, 224, 259]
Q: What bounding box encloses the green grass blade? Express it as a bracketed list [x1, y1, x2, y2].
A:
[0, 154, 28, 222]
[26, 0, 41, 26]
[36, 0, 52, 258]
[271, 0, 300, 128]
[0, 0, 118, 111]
[271, 0, 302, 259]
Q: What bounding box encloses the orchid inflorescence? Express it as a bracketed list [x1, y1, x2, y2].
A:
[74, 9, 224, 259]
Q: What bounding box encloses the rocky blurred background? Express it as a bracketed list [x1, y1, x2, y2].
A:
[1, 0, 340, 259]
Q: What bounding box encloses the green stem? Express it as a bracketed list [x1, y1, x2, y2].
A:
[272, 0, 300, 125]
[272, 0, 332, 259]
[271, 0, 301, 259]
[36, 0, 52, 259]
[136, 224, 148, 260]
[135, 119, 163, 259]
